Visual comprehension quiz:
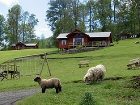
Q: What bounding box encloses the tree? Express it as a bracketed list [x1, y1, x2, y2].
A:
[78, 3, 87, 32]
[39, 34, 46, 48]
[19, 12, 38, 43]
[27, 14, 38, 42]
[115, 0, 131, 34]
[6, 5, 38, 45]
[19, 11, 29, 42]
[86, 0, 95, 32]
[94, 0, 112, 32]
[113, 0, 119, 23]
[72, 0, 80, 29]
[46, 0, 73, 46]
[133, 0, 140, 32]
[0, 14, 5, 47]
[7, 4, 21, 44]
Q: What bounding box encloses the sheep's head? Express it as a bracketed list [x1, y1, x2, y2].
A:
[85, 75, 94, 84]
[34, 76, 41, 82]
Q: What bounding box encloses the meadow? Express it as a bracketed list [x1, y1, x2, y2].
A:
[0, 39, 140, 105]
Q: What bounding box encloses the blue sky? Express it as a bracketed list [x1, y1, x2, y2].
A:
[0, 0, 53, 38]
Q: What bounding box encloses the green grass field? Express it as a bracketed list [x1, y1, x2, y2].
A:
[0, 39, 140, 105]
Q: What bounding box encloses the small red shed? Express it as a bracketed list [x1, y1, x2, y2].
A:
[11, 42, 38, 50]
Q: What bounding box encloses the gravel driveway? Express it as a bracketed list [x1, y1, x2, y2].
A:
[0, 88, 40, 105]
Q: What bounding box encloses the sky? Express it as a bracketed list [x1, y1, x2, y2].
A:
[0, 0, 53, 38]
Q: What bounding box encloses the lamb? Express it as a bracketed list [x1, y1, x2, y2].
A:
[34, 76, 62, 93]
[83, 64, 106, 84]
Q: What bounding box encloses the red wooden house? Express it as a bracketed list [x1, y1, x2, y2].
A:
[11, 42, 38, 50]
[57, 29, 112, 50]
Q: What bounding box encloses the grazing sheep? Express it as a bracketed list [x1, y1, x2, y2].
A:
[34, 76, 62, 93]
[83, 64, 106, 84]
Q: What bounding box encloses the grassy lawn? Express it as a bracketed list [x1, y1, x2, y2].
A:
[0, 39, 140, 105]
[0, 48, 57, 64]
[17, 80, 140, 105]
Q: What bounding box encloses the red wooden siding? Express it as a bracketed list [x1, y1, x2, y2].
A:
[11, 42, 38, 50]
[57, 29, 112, 50]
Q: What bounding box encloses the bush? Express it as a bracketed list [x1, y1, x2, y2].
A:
[79, 92, 96, 105]
[76, 45, 83, 50]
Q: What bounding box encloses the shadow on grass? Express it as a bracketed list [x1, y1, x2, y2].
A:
[64, 75, 140, 89]
[64, 76, 126, 84]
[128, 75, 140, 89]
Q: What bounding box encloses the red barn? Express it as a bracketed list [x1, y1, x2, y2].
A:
[57, 29, 112, 50]
[11, 42, 38, 50]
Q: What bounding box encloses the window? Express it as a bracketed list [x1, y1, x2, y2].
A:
[73, 38, 84, 45]
[75, 38, 82, 45]
[73, 34, 84, 45]
[61, 40, 66, 45]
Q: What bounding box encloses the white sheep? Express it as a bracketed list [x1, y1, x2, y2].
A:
[83, 64, 106, 84]
[34, 76, 62, 93]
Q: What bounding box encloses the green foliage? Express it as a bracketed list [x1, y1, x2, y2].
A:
[79, 92, 96, 105]
[7, 4, 21, 44]
[45, 37, 55, 48]
[19, 11, 38, 43]
[38, 34, 46, 48]
[76, 45, 83, 50]
[94, 0, 112, 32]
[1, 4, 38, 46]
[46, 0, 140, 44]
[0, 14, 5, 47]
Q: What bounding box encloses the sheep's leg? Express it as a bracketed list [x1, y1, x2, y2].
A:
[100, 76, 103, 81]
[55, 87, 59, 93]
[42, 88, 46, 93]
[59, 86, 62, 92]
[97, 75, 104, 82]
[100, 74, 104, 81]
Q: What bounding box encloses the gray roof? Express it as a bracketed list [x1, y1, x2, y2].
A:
[86, 32, 111, 37]
[25, 43, 38, 46]
[57, 33, 69, 38]
[57, 32, 111, 39]
[11, 43, 38, 47]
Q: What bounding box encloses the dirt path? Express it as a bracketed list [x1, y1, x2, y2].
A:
[0, 88, 40, 105]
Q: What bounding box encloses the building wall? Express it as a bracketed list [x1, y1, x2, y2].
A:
[57, 33, 112, 49]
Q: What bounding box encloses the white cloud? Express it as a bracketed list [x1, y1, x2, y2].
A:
[35, 25, 53, 38]
[0, 0, 19, 7]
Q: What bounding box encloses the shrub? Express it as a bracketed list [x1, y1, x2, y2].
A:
[79, 92, 96, 105]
